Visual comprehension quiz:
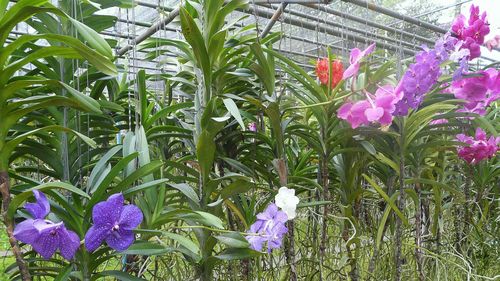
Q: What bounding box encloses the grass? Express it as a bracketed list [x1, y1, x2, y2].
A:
[0, 225, 15, 280]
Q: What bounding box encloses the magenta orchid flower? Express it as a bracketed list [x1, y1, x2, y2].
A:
[13, 190, 80, 260]
[451, 68, 500, 116]
[456, 128, 499, 164]
[342, 43, 376, 79]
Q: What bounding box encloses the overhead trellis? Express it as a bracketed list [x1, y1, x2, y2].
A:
[8, 0, 498, 79]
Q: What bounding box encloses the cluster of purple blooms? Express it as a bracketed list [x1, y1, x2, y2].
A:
[393, 47, 444, 116]
[394, 5, 492, 116]
[245, 187, 299, 252]
[14, 191, 142, 260]
[245, 203, 288, 252]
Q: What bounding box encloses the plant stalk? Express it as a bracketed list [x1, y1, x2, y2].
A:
[395, 120, 405, 281]
[0, 171, 32, 281]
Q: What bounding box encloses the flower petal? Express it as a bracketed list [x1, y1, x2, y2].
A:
[365, 107, 384, 122]
[13, 219, 38, 244]
[118, 205, 143, 230]
[58, 227, 80, 260]
[84, 225, 110, 252]
[105, 228, 135, 251]
[92, 193, 124, 226]
[25, 190, 50, 219]
[31, 226, 59, 259]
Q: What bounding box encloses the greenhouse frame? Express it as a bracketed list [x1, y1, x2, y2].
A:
[0, 0, 499, 280]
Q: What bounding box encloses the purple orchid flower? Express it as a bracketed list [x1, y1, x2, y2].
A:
[248, 122, 257, 132]
[85, 193, 143, 252]
[342, 43, 376, 80]
[13, 190, 80, 260]
[245, 203, 288, 252]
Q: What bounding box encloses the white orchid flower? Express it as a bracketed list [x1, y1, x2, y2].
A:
[275, 186, 300, 220]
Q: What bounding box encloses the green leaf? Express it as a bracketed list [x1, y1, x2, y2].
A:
[223, 98, 245, 130]
[179, 7, 211, 96]
[214, 232, 249, 248]
[194, 211, 224, 229]
[362, 174, 409, 227]
[60, 82, 102, 114]
[68, 17, 113, 58]
[215, 248, 261, 260]
[196, 130, 216, 183]
[96, 271, 146, 281]
[88, 145, 122, 191]
[122, 179, 168, 196]
[8, 182, 90, 219]
[121, 242, 172, 256]
[219, 179, 253, 199]
[54, 264, 73, 281]
[167, 183, 200, 205]
[163, 232, 200, 254]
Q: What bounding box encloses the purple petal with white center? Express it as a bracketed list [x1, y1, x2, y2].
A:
[84, 224, 110, 252]
[31, 222, 61, 259]
[25, 190, 50, 219]
[105, 228, 135, 251]
[118, 205, 143, 230]
[92, 193, 124, 226]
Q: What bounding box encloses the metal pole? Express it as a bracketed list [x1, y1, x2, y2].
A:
[263, 3, 419, 50]
[303, 3, 434, 45]
[116, 7, 180, 56]
[246, 5, 417, 55]
[341, 0, 448, 34]
[260, 3, 289, 38]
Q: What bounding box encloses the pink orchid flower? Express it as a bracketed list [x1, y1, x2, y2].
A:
[342, 43, 376, 79]
[337, 84, 401, 129]
[485, 35, 500, 51]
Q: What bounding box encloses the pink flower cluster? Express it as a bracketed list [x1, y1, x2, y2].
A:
[451, 5, 490, 60]
[456, 128, 499, 164]
[338, 85, 402, 129]
[485, 35, 500, 51]
[451, 68, 500, 116]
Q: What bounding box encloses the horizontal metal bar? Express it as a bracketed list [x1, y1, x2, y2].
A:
[116, 7, 180, 56]
[246, 5, 417, 55]
[303, 3, 435, 45]
[341, 0, 448, 34]
[263, 3, 419, 50]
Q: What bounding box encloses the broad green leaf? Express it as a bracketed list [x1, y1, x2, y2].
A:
[68, 17, 113, 58]
[8, 182, 90, 219]
[223, 98, 245, 130]
[215, 248, 261, 260]
[214, 232, 249, 248]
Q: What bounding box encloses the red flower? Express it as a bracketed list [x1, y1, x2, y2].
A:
[315, 58, 344, 88]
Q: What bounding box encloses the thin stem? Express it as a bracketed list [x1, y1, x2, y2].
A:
[0, 171, 32, 281]
[395, 118, 405, 281]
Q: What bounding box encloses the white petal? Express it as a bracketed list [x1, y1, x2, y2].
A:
[274, 186, 299, 221]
